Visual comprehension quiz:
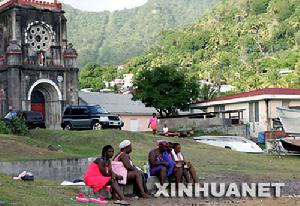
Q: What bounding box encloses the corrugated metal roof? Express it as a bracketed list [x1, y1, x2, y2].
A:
[79, 92, 156, 115]
[200, 88, 300, 103]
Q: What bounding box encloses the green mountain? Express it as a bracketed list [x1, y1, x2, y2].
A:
[63, 0, 220, 67]
[125, 0, 300, 92]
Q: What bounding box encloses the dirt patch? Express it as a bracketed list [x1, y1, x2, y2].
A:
[203, 172, 251, 183]
[127, 172, 300, 205]
[128, 196, 300, 206]
[202, 172, 300, 196]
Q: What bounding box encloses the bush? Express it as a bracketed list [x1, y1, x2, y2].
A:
[0, 121, 10, 134]
[7, 117, 29, 136]
[270, 0, 295, 21]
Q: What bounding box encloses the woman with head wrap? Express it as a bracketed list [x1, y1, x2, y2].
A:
[113, 140, 150, 198]
[148, 140, 179, 185]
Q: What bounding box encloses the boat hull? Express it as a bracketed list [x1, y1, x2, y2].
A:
[276, 107, 300, 134]
[280, 138, 300, 154]
[193, 136, 263, 153]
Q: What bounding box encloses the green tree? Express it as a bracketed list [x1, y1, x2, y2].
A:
[269, 0, 295, 21]
[295, 31, 300, 46]
[125, 0, 300, 92]
[133, 65, 200, 117]
[79, 63, 118, 91]
[63, 0, 220, 66]
[249, 0, 271, 15]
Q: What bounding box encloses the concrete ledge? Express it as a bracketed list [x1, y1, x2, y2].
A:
[146, 176, 164, 191]
[146, 176, 206, 191]
[80, 177, 160, 197]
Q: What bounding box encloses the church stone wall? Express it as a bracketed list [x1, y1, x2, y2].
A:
[0, 3, 78, 128]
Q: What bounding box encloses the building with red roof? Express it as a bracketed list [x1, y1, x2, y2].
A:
[194, 88, 300, 137]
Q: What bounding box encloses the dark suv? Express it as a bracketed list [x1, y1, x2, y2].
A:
[16, 111, 46, 129]
[61, 105, 124, 130]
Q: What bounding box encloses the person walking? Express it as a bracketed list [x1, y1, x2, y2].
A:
[148, 113, 158, 135]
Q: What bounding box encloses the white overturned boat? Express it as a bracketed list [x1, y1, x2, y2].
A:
[276, 107, 300, 134]
[276, 107, 300, 153]
[193, 136, 263, 153]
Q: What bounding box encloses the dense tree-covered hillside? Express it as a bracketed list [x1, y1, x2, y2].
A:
[125, 0, 300, 92]
[63, 0, 220, 67]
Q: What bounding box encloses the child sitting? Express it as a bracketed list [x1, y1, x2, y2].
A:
[162, 124, 169, 136]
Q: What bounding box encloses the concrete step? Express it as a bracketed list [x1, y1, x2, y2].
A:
[80, 184, 133, 198]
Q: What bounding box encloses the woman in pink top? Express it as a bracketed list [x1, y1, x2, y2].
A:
[84, 145, 129, 204]
[148, 113, 158, 135]
[113, 140, 150, 198]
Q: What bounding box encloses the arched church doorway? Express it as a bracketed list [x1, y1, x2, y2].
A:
[28, 79, 62, 129]
[31, 91, 45, 118]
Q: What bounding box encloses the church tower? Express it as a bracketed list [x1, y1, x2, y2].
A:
[0, 0, 79, 128]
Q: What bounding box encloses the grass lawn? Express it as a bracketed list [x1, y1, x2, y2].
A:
[0, 174, 81, 206]
[0, 129, 299, 180]
[0, 129, 300, 205]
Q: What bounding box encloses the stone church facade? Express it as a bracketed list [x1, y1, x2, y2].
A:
[0, 0, 79, 128]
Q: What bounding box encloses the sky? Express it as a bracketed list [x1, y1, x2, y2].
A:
[60, 0, 148, 12]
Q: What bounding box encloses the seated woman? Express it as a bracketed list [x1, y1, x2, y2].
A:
[164, 142, 183, 184]
[171, 143, 199, 183]
[148, 141, 179, 184]
[113, 140, 149, 198]
[84, 145, 129, 205]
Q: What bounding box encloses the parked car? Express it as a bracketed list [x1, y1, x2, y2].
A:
[16, 111, 46, 129]
[61, 105, 124, 130]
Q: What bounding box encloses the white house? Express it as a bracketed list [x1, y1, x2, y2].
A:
[194, 88, 300, 137]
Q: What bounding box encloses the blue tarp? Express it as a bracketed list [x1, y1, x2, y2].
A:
[258, 131, 265, 144]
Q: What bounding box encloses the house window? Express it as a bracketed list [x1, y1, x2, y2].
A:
[249, 102, 259, 122]
[214, 105, 225, 118]
[214, 105, 225, 112]
[255, 102, 259, 122]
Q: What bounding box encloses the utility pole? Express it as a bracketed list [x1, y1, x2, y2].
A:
[218, 62, 224, 93]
